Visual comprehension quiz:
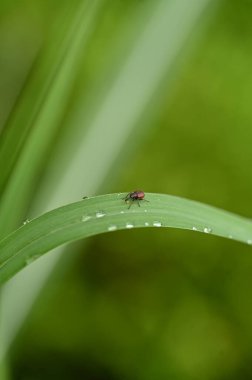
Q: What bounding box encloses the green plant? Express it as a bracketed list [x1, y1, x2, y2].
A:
[1, 0, 252, 379]
[1, 192, 252, 286]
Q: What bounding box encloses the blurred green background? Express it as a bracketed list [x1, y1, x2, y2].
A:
[1, 0, 252, 379]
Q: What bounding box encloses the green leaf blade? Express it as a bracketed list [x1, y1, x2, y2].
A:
[0, 193, 252, 285]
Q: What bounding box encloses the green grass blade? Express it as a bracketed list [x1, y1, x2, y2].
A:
[0, 0, 103, 237]
[0, 193, 251, 285]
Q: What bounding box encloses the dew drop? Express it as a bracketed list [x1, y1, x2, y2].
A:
[247, 239, 252, 245]
[23, 219, 30, 225]
[203, 227, 212, 234]
[145, 222, 149, 226]
[153, 221, 162, 227]
[108, 225, 117, 231]
[120, 211, 125, 214]
[126, 223, 134, 229]
[192, 226, 197, 231]
[228, 235, 233, 239]
[82, 215, 91, 222]
[96, 211, 106, 218]
[144, 209, 148, 213]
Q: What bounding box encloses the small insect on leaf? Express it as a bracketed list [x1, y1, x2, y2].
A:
[122, 190, 149, 209]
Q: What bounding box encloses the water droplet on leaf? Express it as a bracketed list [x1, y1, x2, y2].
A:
[108, 225, 117, 231]
[96, 211, 105, 218]
[153, 221, 162, 227]
[126, 223, 134, 229]
[203, 227, 212, 234]
[82, 215, 91, 222]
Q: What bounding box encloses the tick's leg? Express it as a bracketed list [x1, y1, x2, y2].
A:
[122, 193, 131, 201]
[138, 201, 141, 207]
[128, 202, 132, 209]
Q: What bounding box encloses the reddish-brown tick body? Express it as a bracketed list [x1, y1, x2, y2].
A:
[123, 190, 148, 209]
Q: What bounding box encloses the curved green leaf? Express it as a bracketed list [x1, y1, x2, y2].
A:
[0, 193, 252, 285]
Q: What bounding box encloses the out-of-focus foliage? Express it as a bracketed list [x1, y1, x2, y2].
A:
[1, 0, 252, 379]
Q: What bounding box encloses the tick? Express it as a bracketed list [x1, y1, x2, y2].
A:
[122, 190, 149, 209]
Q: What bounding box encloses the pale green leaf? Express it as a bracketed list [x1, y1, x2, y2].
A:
[0, 193, 251, 285]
